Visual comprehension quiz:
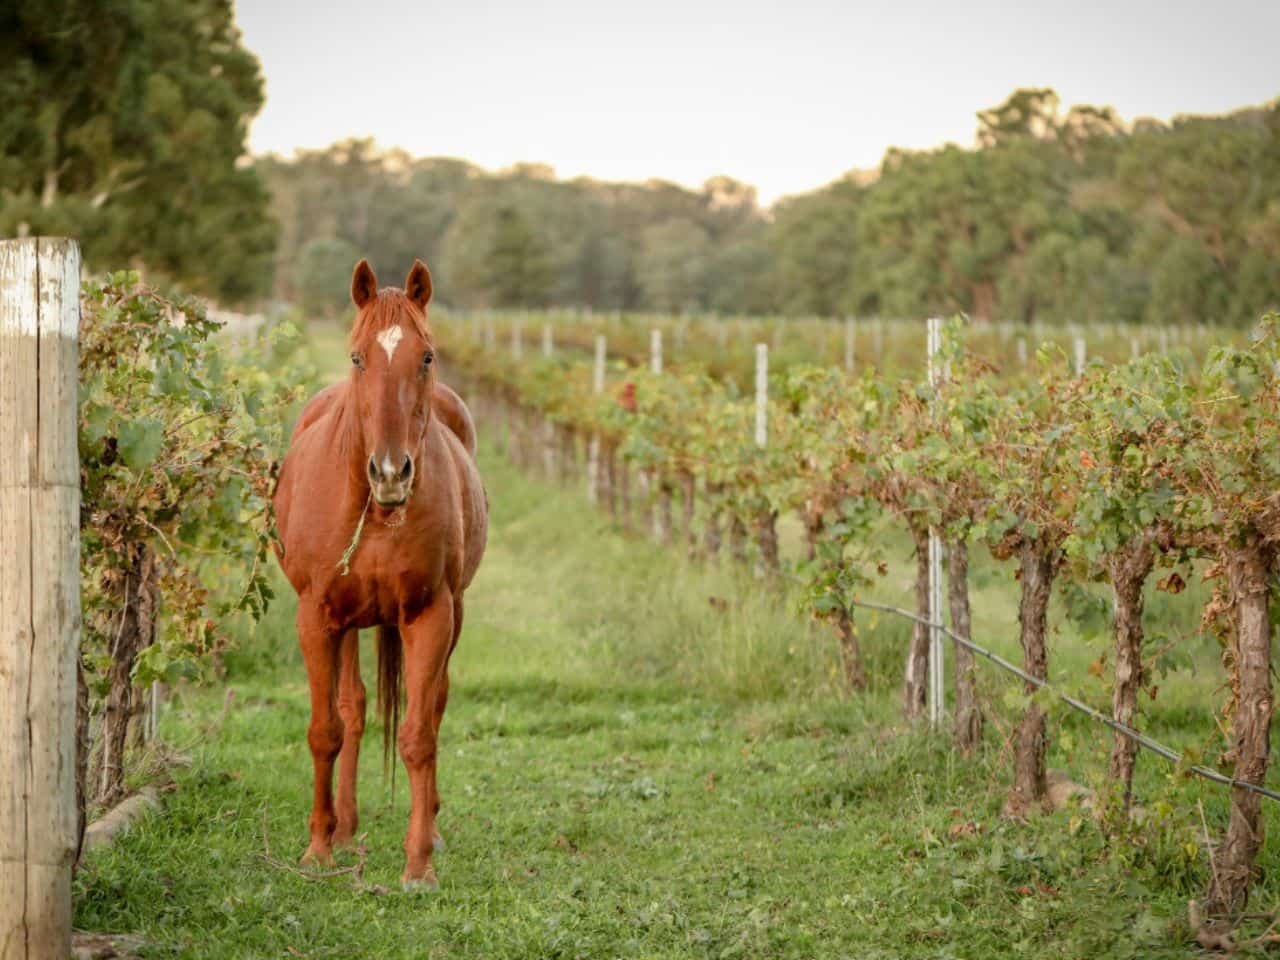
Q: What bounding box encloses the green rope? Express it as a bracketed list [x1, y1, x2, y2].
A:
[336, 492, 372, 575]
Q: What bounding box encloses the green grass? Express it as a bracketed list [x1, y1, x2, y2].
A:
[74, 434, 1280, 958]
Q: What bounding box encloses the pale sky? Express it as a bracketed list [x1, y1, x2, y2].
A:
[236, 0, 1279, 205]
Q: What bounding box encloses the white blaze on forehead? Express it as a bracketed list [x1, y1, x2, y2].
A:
[375, 324, 404, 362]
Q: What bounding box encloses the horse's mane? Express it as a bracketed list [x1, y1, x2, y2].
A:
[348, 288, 432, 349]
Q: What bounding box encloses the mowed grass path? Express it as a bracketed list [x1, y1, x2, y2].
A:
[74, 447, 1275, 959]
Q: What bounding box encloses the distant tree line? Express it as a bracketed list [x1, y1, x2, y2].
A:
[2, 0, 1276, 329]
[258, 90, 1280, 325]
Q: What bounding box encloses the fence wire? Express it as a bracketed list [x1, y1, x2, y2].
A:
[847, 597, 1280, 804]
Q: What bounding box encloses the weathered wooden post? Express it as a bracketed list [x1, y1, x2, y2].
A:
[1, 237, 81, 960]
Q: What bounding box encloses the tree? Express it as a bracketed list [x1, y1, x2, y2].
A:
[637, 218, 712, 312]
[485, 205, 552, 307]
[0, 0, 275, 303]
[296, 237, 362, 318]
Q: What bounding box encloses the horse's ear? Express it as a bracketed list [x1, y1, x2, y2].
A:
[405, 259, 433, 309]
[351, 259, 378, 309]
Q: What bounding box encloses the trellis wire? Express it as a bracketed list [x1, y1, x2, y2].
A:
[846, 596, 1280, 804]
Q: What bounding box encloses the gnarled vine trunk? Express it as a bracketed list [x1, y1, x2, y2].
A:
[803, 502, 823, 563]
[704, 483, 725, 560]
[947, 538, 982, 753]
[604, 442, 618, 521]
[95, 542, 159, 807]
[903, 523, 930, 721]
[836, 607, 867, 691]
[74, 658, 89, 866]
[619, 458, 632, 530]
[728, 513, 748, 566]
[1205, 545, 1274, 918]
[1106, 536, 1153, 816]
[1004, 540, 1059, 818]
[679, 470, 696, 559]
[754, 505, 780, 576]
[656, 475, 673, 546]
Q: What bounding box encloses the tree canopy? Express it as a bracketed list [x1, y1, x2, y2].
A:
[0, 0, 274, 303]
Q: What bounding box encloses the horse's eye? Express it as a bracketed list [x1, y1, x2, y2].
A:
[422, 351, 434, 369]
[350, 352, 364, 369]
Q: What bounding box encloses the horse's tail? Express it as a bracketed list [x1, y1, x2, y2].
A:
[376, 625, 402, 778]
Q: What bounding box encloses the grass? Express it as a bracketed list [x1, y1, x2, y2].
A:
[74, 347, 1280, 957]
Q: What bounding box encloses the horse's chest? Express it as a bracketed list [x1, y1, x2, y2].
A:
[317, 524, 450, 629]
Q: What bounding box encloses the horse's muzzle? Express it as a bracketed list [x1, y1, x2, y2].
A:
[368, 453, 414, 506]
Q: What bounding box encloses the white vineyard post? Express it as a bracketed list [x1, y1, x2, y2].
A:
[511, 315, 522, 361]
[752, 342, 769, 584]
[926, 316, 945, 730]
[541, 322, 555, 478]
[1130, 336, 1140, 360]
[1017, 335, 1028, 368]
[648, 328, 663, 540]
[1074, 335, 1087, 375]
[844, 316, 855, 372]
[587, 335, 605, 505]
[755, 343, 768, 448]
[1, 237, 81, 960]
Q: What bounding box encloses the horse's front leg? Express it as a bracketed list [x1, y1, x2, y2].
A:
[332, 628, 366, 848]
[297, 603, 343, 867]
[398, 589, 454, 889]
[428, 593, 464, 853]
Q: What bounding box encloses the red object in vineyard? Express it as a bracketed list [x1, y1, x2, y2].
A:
[618, 381, 637, 412]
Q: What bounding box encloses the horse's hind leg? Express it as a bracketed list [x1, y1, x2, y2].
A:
[298, 604, 343, 867]
[398, 590, 455, 888]
[333, 628, 366, 848]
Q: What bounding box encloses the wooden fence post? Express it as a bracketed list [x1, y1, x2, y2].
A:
[1, 237, 81, 960]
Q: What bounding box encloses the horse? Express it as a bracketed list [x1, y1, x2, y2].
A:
[273, 258, 487, 889]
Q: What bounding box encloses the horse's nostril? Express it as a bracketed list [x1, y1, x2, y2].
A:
[368, 457, 379, 480]
[399, 455, 413, 481]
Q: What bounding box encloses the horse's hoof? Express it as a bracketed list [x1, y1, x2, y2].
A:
[300, 845, 335, 869]
[432, 832, 446, 853]
[401, 869, 439, 893]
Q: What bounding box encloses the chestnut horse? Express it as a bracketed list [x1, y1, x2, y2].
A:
[273, 259, 487, 888]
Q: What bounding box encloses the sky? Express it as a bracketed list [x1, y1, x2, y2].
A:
[235, 0, 1280, 205]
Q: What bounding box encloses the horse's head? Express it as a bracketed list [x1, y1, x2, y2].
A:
[346, 258, 436, 507]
